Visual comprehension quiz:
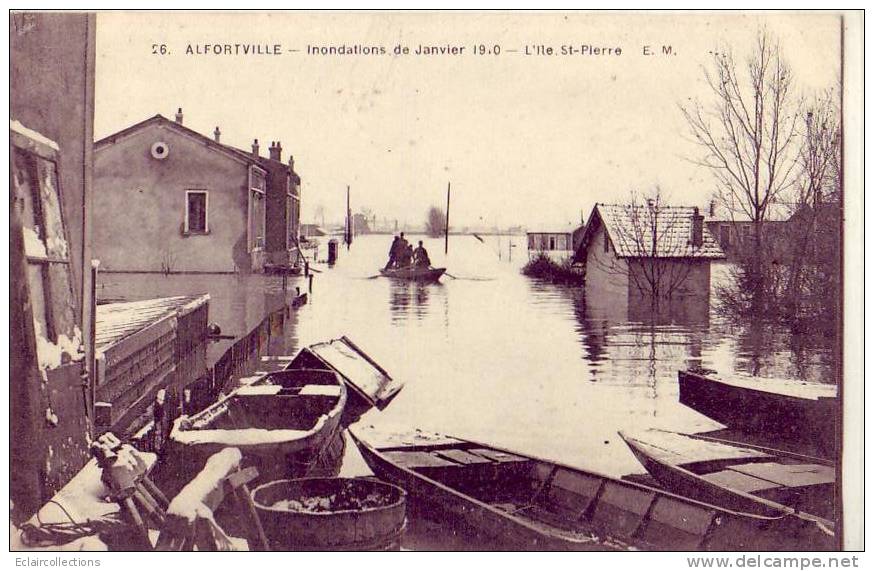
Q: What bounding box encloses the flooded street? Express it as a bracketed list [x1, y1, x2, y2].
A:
[98, 234, 836, 480]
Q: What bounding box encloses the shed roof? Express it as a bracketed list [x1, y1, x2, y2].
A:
[95, 294, 209, 352]
[587, 203, 725, 259]
[527, 224, 584, 236]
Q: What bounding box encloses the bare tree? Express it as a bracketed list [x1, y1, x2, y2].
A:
[425, 206, 447, 238]
[681, 30, 800, 304]
[783, 94, 841, 325]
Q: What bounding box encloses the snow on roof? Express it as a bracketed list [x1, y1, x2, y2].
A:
[527, 224, 584, 236]
[95, 294, 210, 352]
[594, 203, 725, 259]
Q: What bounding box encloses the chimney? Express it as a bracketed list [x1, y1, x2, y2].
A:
[175, 108, 183, 124]
[269, 140, 282, 161]
[213, 126, 221, 143]
[691, 206, 704, 248]
[251, 138, 260, 157]
[288, 154, 295, 171]
[709, 200, 717, 218]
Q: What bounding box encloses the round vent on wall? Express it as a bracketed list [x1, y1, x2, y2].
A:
[151, 141, 170, 160]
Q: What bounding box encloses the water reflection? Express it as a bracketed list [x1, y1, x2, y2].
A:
[387, 279, 447, 324]
[97, 236, 836, 481]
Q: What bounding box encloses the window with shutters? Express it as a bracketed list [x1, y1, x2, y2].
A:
[11, 125, 81, 366]
[184, 190, 208, 234]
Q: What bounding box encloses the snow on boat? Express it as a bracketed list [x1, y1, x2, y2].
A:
[165, 368, 346, 485]
[619, 429, 835, 534]
[286, 336, 404, 422]
[678, 369, 838, 452]
[349, 426, 834, 551]
[379, 266, 446, 281]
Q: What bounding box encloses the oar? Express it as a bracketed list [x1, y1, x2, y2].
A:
[444, 272, 459, 279]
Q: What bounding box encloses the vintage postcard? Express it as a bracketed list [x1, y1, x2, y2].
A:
[7, 9, 864, 559]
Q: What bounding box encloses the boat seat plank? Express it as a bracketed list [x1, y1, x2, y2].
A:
[468, 448, 528, 463]
[299, 384, 343, 397]
[698, 470, 783, 493]
[435, 448, 493, 465]
[729, 462, 835, 488]
[382, 450, 459, 469]
[237, 385, 282, 396]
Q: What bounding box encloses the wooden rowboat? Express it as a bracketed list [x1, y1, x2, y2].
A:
[286, 336, 404, 423]
[678, 369, 837, 452]
[379, 266, 446, 281]
[165, 369, 346, 486]
[349, 426, 834, 551]
[619, 429, 835, 534]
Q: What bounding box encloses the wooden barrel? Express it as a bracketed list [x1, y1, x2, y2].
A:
[252, 477, 407, 551]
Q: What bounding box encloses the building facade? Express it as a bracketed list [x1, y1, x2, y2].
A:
[527, 225, 585, 262]
[262, 142, 302, 267]
[577, 204, 725, 301]
[93, 113, 282, 273]
[10, 12, 97, 522]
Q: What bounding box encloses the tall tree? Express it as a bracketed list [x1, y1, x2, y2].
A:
[425, 206, 447, 238]
[681, 30, 800, 308]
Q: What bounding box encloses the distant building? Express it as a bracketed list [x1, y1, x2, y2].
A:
[300, 223, 328, 238]
[94, 112, 299, 273]
[704, 201, 789, 263]
[527, 224, 585, 262]
[352, 212, 372, 235]
[576, 203, 725, 300]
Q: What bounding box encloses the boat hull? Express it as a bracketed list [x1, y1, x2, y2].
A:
[379, 267, 446, 281]
[350, 429, 834, 551]
[619, 431, 835, 539]
[678, 370, 837, 453]
[162, 369, 347, 490]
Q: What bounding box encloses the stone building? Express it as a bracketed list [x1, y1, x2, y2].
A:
[93, 111, 299, 273]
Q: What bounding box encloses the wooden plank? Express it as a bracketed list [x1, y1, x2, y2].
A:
[468, 448, 528, 463]
[730, 462, 835, 488]
[630, 430, 771, 466]
[698, 470, 783, 494]
[436, 448, 492, 465]
[383, 451, 458, 469]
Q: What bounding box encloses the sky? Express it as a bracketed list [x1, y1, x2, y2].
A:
[94, 12, 841, 229]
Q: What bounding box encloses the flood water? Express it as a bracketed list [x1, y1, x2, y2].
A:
[97, 234, 836, 482]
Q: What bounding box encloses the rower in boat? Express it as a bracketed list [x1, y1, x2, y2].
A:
[413, 241, 431, 268]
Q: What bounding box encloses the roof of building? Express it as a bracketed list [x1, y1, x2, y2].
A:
[586, 203, 725, 259]
[527, 224, 584, 236]
[95, 294, 210, 352]
[94, 115, 259, 166]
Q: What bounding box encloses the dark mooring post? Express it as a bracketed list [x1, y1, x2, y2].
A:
[345, 185, 352, 249]
[444, 181, 451, 255]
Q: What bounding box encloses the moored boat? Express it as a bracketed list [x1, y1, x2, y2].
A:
[379, 266, 446, 281]
[349, 426, 834, 551]
[164, 368, 346, 487]
[619, 429, 835, 533]
[678, 369, 838, 453]
[285, 336, 404, 422]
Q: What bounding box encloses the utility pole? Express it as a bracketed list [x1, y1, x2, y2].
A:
[444, 182, 451, 254]
[345, 185, 352, 249]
